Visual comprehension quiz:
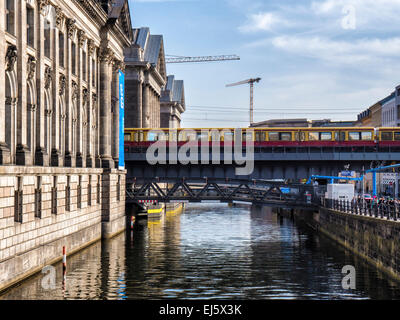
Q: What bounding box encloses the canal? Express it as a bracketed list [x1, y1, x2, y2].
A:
[1, 203, 400, 300]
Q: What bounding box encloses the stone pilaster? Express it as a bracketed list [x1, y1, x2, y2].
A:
[15, 0, 30, 165]
[98, 44, 114, 168]
[51, 18, 63, 167]
[64, 18, 76, 167]
[142, 84, 150, 128]
[35, 3, 48, 166]
[0, 0, 10, 164]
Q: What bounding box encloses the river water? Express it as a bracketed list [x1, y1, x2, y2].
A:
[1, 203, 400, 300]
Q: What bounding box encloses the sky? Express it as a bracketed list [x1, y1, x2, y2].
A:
[128, 0, 400, 128]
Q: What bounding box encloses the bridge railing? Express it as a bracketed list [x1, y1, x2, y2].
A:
[320, 197, 400, 221]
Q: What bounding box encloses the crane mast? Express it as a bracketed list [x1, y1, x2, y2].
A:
[226, 78, 261, 126]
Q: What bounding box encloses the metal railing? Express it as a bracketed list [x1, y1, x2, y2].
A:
[321, 197, 399, 221]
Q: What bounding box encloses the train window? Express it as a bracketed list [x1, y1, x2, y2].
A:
[170, 132, 178, 142]
[134, 131, 144, 142]
[335, 132, 346, 141]
[256, 131, 266, 142]
[223, 131, 234, 141]
[349, 132, 361, 141]
[308, 132, 319, 141]
[361, 132, 372, 140]
[124, 133, 131, 142]
[395, 132, 400, 141]
[198, 132, 209, 141]
[268, 132, 279, 141]
[280, 132, 292, 141]
[381, 132, 393, 141]
[147, 132, 158, 141]
[320, 132, 332, 141]
[210, 130, 221, 141]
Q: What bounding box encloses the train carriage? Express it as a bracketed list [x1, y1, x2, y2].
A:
[124, 127, 377, 148]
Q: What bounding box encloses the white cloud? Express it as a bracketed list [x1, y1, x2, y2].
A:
[269, 36, 400, 65]
[238, 12, 281, 33]
[311, 0, 400, 28]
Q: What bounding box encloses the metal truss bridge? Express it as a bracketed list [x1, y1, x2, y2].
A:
[126, 178, 318, 209]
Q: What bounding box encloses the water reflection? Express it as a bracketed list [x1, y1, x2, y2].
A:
[1, 203, 400, 299]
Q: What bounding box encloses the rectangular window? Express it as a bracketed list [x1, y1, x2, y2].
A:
[88, 176, 92, 207]
[66, 176, 71, 212]
[124, 133, 131, 142]
[361, 132, 372, 141]
[59, 32, 64, 68]
[44, 21, 51, 58]
[14, 177, 23, 223]
[395, 132, 400, 141]
[51, 176, 57, 215]
[308, 132, 319, 141]
[26, 5, 35, 47]
[255, 131, 266, 142]
[6, 0, 15, 35]
[349, 132, 361, 141]
[92, 58, 96, 87]
[268, 132, 279, 141]
[72, 42, 76, 75]
[77, 176, 82, 209]
[320, 132, 332, 141]
[381, 132, 393, 141]
[82, 51, 87, 81]
[97, 176, 101, 204]
[279, 132, 292, 141]
[117, 175, 121, 202]
[35, 176, 42, 218]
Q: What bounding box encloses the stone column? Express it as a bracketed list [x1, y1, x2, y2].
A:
[15, 0, 30, 165]
[35, 2, 48, 166]
[51, 12, 63, 167]
[142, 84, 150, 128]
[98, 45, 114, 168]
[64, 18, 76, 167]
[137, 78, 143, 128]
[111, 62, 121, 168]
[76, 30, 85, 168]
[0, 0, 11, 164]
[86, 40, 95, 168]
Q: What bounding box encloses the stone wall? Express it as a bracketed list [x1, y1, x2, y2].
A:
[305, 207, 400, 281]
[0, 166, 126, 291]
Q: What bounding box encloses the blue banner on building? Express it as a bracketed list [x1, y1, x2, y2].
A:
[118, 70, 125, 170]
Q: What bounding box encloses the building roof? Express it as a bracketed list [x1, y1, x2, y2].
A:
[161, 75, 185, 110]
[133, 28, 165, 68]
[380, 91, 395, 106]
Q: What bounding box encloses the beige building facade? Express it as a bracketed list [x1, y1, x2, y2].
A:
[0, 0, 133, 291]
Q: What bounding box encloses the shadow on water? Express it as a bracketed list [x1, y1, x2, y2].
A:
[1, 203, 400, 299]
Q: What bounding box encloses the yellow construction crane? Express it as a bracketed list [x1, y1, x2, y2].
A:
[165, 55, 240, 64]
[226, 78, 261, 126]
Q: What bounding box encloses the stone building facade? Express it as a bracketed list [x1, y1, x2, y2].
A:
[124, 27, 167, 129]
[160, 75, 185, 128]
[0, 0, 132, 291]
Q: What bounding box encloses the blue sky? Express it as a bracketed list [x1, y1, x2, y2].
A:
[128, 0, 400, 128]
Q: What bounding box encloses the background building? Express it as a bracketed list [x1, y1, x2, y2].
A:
[160, 75, 186, 128]
[250, 118, 355, 128]
[124, 27, 167, 128]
